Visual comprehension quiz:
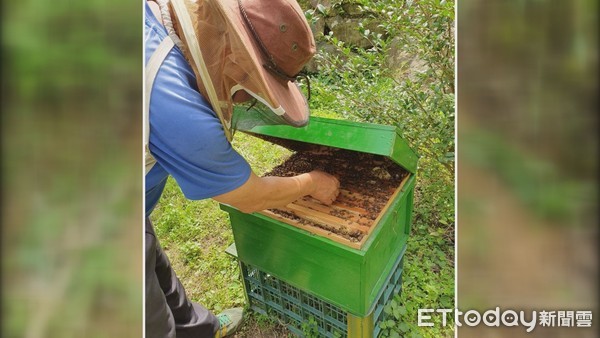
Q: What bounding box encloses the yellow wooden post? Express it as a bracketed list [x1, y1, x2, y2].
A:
[347, 313, 374, 338]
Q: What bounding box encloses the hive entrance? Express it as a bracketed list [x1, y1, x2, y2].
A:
[260, 142, 409, 249]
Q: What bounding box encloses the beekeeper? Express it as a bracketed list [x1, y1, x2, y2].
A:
[144, 0, 340, 336]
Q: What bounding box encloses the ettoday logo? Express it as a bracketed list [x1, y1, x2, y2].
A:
[418, 308, 593, 332]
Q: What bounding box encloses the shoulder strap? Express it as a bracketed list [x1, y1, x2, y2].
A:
[145, 36, 175, 175]
[169, 0, 233, 141]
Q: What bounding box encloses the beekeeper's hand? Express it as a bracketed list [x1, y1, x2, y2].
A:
[307, 170, 340, 205]
[214, 170, 340, 213]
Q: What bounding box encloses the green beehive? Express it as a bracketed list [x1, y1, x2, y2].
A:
[220, 116, 417, 337]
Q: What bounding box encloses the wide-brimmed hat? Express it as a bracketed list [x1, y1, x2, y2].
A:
[170, 0, 316, 131]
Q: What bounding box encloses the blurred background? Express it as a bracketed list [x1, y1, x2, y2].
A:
[458, 0, 598, 337]
[1, 1, 142, 337]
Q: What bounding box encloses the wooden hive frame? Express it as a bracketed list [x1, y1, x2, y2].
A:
[245, 127, 413, 250]
[260, 174, 410, 249]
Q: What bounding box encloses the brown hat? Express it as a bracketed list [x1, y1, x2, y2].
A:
[171, 0, 316, 130]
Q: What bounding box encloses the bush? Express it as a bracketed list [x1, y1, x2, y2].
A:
[307, 0, 455, 336]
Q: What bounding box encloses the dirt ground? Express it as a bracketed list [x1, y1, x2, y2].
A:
[234, 313, 292, 338]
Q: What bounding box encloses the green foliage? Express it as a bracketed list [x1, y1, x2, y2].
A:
[301, 316, 321, 337]
[308, 0, 455, 336]
[253, 312, 278, 329]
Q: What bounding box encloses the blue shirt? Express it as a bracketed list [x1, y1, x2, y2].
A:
[145, 3, 251, 216]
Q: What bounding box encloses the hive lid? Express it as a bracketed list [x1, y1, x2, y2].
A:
[236, 115, 418, 173]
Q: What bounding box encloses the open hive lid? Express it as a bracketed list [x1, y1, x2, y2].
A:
[237, 115, 418, 174]
[236, 115, 418, 249]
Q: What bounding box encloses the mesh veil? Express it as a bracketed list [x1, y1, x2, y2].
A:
[169, 0, 311, 136]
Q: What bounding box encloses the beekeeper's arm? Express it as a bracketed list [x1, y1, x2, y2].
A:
[213, 170, 339, 214]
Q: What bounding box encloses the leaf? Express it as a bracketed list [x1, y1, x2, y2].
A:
[440, 295, 452, 308]
[390, 331, 401, 338]
[399, 306, 407, 315]
[399, 322, 410, 332]
[410, 332, 423, 338]
[384, 303, 393, 315]
[316, 4, 326, 15]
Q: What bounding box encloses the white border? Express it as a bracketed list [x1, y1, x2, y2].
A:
[453, 0, 458, 336]
[142, 2, 147, 338]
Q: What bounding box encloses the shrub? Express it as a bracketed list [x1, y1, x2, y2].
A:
[307, 1, 455, 336]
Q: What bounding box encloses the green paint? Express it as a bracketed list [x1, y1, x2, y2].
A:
[363, 176, 415, 311]
[236, 115, 418, 173]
